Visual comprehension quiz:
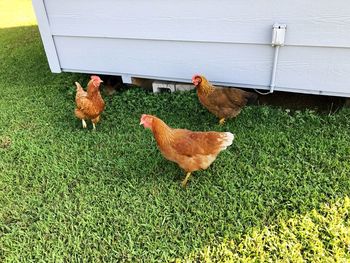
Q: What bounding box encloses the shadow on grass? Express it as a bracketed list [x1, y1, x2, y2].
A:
[1, 25, 350, 262]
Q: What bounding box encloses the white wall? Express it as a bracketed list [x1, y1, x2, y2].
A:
[33, 0, 350, 97]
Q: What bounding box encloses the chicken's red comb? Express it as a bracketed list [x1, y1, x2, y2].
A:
[192, 74, 201, 81]
[91, 75, 101, 81]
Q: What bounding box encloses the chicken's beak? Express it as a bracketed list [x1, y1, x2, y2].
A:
[139, 119, 144, 125]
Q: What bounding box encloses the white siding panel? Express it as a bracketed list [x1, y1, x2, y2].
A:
[54, 36, 350, 96]
[54, 36, 273, 86]
[45, 0, 350, 48]
[276, 47, 350, 95]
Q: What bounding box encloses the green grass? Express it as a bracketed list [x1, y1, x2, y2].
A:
[1, 1, 350, 262]
[185, 197, 350, 262]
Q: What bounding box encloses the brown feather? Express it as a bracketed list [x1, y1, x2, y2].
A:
[196, 76, 257, 120]
[75, 79, 105, 121]
[149, 116, 234, 173]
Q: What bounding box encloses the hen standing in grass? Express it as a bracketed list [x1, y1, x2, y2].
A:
[75, 75, 105, 130]
[140, 114, 234, 187]
[192, 75, 258, 125]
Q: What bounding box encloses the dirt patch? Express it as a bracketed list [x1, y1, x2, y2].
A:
[0, 136, 11, 149]
[255, 90, 346, 114]
[100, 75, 124, 96]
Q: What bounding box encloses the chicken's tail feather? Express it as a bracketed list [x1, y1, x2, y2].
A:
[75, 82, 84, 92]
[220, 132, 234, 149]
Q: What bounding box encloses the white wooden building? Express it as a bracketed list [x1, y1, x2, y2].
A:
[32, 0, 350, 97]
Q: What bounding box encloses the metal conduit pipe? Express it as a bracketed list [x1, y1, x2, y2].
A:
[269, 23, 287, 93]
[256, 23, 287, 95]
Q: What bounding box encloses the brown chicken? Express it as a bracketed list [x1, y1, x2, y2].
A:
[75, 75, 105, 130]
[192, 75, 258, 125]
[140, 114, 234, 186]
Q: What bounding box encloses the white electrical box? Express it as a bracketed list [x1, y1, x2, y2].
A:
[272, 23, 287, 46]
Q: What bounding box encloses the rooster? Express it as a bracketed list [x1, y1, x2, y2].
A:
[192, 75, 258, 125]
[75, 75, 105, 130]
[140, 114, 234, 187]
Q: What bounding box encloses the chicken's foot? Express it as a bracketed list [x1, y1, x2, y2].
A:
[181, 172, 192, 187]
[82, 119, 87, 129]
[219, 118, 225, 125]
[92, 116, 100, 131]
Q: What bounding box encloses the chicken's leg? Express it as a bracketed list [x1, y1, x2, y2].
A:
[92, 116, 100, 131]
[181, 172, 192, 187]
[219, 118, 225, 125]
[82, 119, 87, 128]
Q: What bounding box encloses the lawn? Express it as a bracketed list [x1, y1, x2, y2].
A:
[1, 1, 350, 262]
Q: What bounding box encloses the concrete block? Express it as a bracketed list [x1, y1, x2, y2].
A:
[175, 83, 195, 92]
[152, 81, 176, 93]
